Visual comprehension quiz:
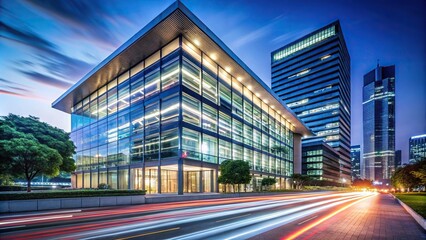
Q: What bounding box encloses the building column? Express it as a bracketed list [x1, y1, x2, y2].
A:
[178, 160, 184, 195]
[293, 133, 303, 174]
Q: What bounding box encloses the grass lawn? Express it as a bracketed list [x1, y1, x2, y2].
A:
[394, 192, 426, 218]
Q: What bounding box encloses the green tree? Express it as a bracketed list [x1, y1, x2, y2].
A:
[291, 173, 311, 190]
[391, 163, 421, 191]
[410, 159, 426, 186]
[0, 114, 76, 191]
[1, 114, 75, 172]
[219, 160, 252, 193]
[261, 177, 277, 191]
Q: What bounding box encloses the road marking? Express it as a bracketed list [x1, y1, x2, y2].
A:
[0, 214, 73, 225]
[0, 225, 26, 230]
[115, 227, 181, 240]
[297, 215, 318, 225]
[215, 214, 251, 223]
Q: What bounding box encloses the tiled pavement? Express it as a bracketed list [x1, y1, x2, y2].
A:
[297, 194, 426, 240]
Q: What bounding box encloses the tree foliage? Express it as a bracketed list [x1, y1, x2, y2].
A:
[0, 114, 76, 191]
[291, 173, 311, 190]
[391, 159, 426, 190]
[219, 160, 252, 193]
[261, 177, 277, 191]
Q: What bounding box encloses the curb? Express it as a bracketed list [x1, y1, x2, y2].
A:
[392, 194, 426, 230]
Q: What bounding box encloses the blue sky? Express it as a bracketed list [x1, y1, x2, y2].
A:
[1, 0, 425, 162]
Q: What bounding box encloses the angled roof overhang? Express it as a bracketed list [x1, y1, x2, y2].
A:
[52, 1, 313, 136]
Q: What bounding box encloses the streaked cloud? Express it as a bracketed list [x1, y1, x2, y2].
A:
[25, 0, 122, 48]
[18, 70, 73, 89]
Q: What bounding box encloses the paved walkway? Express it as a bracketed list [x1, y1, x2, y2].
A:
[297, 193, 426, 240]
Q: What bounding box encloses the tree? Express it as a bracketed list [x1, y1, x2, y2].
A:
[410, 159, 426, 186]
[219, 160, 252, 193]
[2, 138, 62, 192]
[1, 114, 75, 172]
[261, 177, 277, 191]
[391, 163, 421, 191]
[291, 174, 311, 190]
[0, 114, 76, 191]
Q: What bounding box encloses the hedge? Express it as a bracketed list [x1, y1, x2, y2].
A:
[0, 185, 64, 191]
[0, 190, 146, 201]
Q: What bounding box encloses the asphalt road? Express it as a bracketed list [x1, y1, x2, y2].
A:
[1, 191, 424, 240]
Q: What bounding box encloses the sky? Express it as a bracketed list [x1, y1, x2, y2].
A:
[1, 0, 425, 162]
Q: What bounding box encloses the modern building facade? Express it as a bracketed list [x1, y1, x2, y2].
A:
[351, 145, 361, 180]
[271, 21, 351, 181]
[409, 134, 426, 163]
[302, 141, 340, 182]
[363, 64, 395, 183]
[395, 150, 402, 168]
[52, 2, 311, 194]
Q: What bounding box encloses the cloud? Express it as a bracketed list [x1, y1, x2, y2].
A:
[25, 0, 122, 48]
[1, 21, 57, 52]
[0, 78, 31, 93]
[18, 70, 73, 89]
[0, 89, 29, 98]
[232, 15, 285, 49]
[1, 22, 93, 85]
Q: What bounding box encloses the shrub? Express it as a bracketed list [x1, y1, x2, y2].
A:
[98, 183, 110, 189]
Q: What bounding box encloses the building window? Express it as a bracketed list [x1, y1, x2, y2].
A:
[182, 93, 200, 126]
[202, 71, 217, 103]
[161, 93, 179, 125]
[219, 111, 232, 138]
[182, 57, 201, 94]
[161, 128, 178, 158]
[202, 134, 217, 164]
[202, 104, 217, 132]
[219, 139, 232, 164]
[182, 128, 200, 160]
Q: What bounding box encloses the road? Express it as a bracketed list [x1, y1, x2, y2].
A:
[0, 192, 424, 239]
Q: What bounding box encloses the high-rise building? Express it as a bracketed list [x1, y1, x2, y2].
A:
[271, 21, 351, 181]
[52, 2, 311, 194]
[363, 64, 395, 183]
[409, 134, 426, 163]
[395, 150, 402, 168]
[351, 145, 361, 180]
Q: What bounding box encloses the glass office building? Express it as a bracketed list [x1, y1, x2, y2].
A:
[363, 64, 395, 183]
[302, 141, 340, 182]
[271, 21, 351, 181]
[409, 134, 426, 163]
[350, 145, 361, 180]
[52, 2, 311, 194]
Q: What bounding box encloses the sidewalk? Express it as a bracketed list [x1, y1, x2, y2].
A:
[296, 193, 426, 239]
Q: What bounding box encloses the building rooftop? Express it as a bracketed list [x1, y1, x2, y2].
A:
[52, 1, 312, 136]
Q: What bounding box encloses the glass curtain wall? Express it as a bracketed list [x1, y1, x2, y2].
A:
[71, 36, 295, 191]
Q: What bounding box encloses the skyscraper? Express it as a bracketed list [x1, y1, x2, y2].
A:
[351, 145, 361, 180]
[363, 64, 395, 183]
[271, 21, 351, 181]
[409, 134, 426, 163]
[395, 150, 401, 168]
[52, 1, 311, 194]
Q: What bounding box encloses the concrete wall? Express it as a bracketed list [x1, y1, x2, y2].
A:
[0, 195, 145, 213]
[293, 133, 303, 174]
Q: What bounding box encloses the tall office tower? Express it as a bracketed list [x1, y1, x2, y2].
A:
[394, 150, 401, 168]
[409, 134, 426, 163]
[271, 21, 351, 181]
[351, 145, 361, 180]
[363, 65, 395, 183]
[52, 2, 311, 194]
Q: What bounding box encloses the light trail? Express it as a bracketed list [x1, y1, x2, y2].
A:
[282, 193, 378, 240]
[0, 192, 374, 240]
